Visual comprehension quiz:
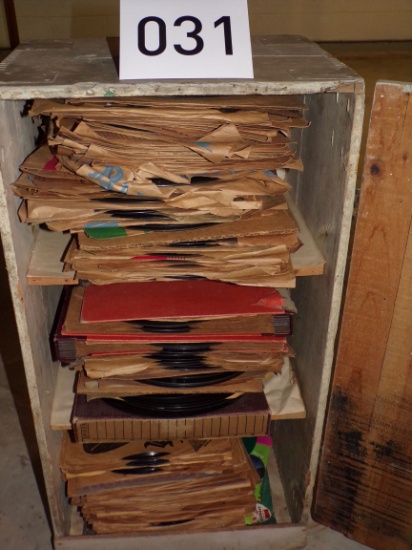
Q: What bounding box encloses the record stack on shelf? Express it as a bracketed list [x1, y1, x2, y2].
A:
[13, 95, 313, 533]
[54, 279, 294, 442]
[60, 434, 262, 534]
[16, 96, 307, 287]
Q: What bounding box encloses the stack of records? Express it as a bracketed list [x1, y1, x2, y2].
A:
[64, 208, 300, 287]
[14, 96, 308, 286]
[54, 280, 294, 439]
[60, 434, 263, 534]
[14, 95, 310, 533]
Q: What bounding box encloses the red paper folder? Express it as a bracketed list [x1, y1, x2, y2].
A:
[81, 280, 284, 323]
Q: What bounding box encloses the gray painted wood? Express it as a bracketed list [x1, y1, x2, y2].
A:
[0, 99, 69, 536]
[0, 36, 360, 99]
[273, 84, 364, 521]
[57, 523, 307, 550]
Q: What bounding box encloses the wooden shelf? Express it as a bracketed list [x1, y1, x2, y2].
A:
[27, 230, 78, 286]
[50, 365, 76, 430]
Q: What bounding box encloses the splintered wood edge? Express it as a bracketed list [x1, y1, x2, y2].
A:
[27, 230, 78, 285]
[27, 193, 323, 286]
[288, 194, 325, 276]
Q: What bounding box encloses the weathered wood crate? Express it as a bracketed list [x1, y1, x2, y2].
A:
[0, 36, 364, 549]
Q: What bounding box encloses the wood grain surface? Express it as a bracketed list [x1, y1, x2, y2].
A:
[313, 82, 412, 550]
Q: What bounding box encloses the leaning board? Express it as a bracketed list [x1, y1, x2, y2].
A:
[313, 82, 412, 550]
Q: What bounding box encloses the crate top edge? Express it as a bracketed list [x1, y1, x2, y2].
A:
[0, 36, 363, 100]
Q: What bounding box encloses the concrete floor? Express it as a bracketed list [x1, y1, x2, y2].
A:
[0, 355, 51, 549]
[1, 41, 412, 549]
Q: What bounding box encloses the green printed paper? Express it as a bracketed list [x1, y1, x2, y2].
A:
[84, 227, 128, 240]
[243, 436, 276, 526]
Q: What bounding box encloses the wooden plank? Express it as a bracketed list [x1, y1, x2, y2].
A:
[50, 367, 76, 430]
[0, 37, 361, 101]
[58, 524, 307, 550]
[313, 82, 412, 550]
[27, 230, 78, 285]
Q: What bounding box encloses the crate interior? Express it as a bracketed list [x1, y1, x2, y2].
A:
[0, 85, 357, 543]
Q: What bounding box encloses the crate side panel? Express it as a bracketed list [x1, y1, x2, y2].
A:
[0, 98, 69, 535]
[273, 87, 364, 521]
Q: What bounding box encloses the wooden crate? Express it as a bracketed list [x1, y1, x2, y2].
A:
[0, 36, 364, 549]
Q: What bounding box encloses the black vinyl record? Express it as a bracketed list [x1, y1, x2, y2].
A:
[157, 343, 215, 353]
[82, 442, 128, 454]
[104, 392, 238, 417]
[106, 210, 170, 220]
[132, 222, 215, 232]
[148, 352, 209, 369]
[127, 320, 200, 333]
[140, 371, 241, 388]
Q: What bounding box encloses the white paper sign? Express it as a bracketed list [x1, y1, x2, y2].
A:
[120, 0, 254, 80]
